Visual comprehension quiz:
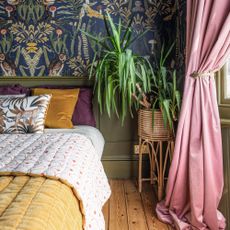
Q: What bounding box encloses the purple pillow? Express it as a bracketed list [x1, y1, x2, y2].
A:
[0, 84, 30, 95]
[73, 88, 96, 127]
[30, 85, 96, 127]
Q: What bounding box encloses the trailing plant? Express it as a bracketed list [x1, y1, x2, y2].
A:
[82, 12, 153, 124]
[133, 43, 181, 132]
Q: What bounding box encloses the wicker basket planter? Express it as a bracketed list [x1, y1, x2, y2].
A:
[138, 109, 172, 140]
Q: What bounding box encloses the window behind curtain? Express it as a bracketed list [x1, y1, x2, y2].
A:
[225, 60, 230, 99]
[216, 59, 230, 125]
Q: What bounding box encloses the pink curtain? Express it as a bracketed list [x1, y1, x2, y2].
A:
[156, 0, 230, 229]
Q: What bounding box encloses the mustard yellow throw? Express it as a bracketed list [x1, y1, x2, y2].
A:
[0, 175, 83, 230]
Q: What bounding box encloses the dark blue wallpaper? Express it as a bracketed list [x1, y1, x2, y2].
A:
[0, 0, 185, 77]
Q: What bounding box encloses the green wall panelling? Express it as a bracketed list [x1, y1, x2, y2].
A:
[97, 109, 140, 178]
[103, 154, 150, 179]
[99, 112, 137, 141]
[0, 77, 93, 87]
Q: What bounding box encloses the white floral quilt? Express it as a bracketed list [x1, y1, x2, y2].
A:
[0, 133, 111, 230]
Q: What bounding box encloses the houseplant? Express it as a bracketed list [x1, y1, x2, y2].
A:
[83, 12, 181, 133]
[82, 13, 153, 124]
[133, 43, 181, 138]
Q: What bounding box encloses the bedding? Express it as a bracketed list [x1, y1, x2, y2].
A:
[44, 125, 105, 159]
[32, 88, 80, 129]
[0, 176, 83, 230]
[0, 95, 51, 134]
[0, 133, 111, 230]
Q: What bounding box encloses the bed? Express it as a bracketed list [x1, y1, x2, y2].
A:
[0, 86, 111, 230]
[0, 131, 110, 230]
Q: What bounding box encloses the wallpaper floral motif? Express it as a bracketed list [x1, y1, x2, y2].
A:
[0, 0, 185, 77]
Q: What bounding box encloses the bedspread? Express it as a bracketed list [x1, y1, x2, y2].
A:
[0, 133, 111, 230]
[0, 176, 83, 230]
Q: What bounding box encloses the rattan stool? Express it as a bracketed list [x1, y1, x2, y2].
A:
[138, 138, 174, 200]
[138, 109, 175, 201]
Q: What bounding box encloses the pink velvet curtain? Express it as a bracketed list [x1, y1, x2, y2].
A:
[156, 0, 230, 229]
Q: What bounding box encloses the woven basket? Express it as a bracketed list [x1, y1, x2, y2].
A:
[138, 109, 173, 140]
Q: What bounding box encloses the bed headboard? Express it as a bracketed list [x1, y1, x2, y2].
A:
[0, 77, 94, 87]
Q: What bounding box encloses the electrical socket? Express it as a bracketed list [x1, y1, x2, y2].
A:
[134, 144, 149, 154]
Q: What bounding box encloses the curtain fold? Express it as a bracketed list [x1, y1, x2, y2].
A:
[156, 0, 230, 229]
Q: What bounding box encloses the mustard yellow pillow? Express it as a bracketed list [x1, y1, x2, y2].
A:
[32, 88, 79, 128]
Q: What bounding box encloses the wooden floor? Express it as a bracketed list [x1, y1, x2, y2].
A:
[103, 180, 174, 230]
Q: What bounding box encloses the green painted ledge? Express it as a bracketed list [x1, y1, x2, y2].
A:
[221, 119, 230, 127]
[0, 76, 94, 87]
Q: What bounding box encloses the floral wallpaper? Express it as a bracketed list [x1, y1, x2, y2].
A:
[0, 0, 185, 77]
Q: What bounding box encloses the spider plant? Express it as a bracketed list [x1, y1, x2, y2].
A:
[134, 43, 181, 132]
[154, 44, 181, 130]
[81, 13, 153, 125]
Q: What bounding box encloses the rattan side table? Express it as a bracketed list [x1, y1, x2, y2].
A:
[138, 109, 175, 201]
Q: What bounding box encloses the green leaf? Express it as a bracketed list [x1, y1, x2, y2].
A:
[121, 89, 127, 125]
[124, 29, 149, 49]
[121, 16, 133, 48]
[106, 12, 121, 53]
[160, 66, 167, 90]
[175, 90, 181, 110]
[151, 99, 158, 126]
[162, 99, 173, 129]
[89, 53, 97, 79]
[161, 42, 175, 66]
[103, 14, 111, 38]
[112, 84, 119, 117]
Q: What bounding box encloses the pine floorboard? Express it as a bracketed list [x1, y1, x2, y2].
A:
[103, 180, 173, 230]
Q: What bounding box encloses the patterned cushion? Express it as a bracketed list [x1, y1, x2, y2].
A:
[0, 95, 51, 134]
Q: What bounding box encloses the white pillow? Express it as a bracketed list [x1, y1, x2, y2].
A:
[0, 95, 51, 134]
